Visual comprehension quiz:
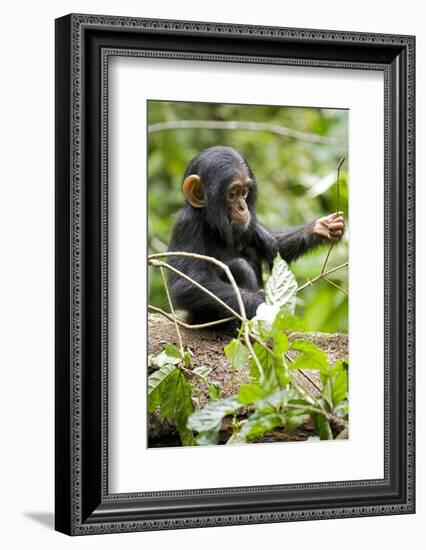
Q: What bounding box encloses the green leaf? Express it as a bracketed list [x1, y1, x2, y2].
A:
[264, 254, 297, 313]
[196, 430, 220, 446]
[188, 397, 240, 434]
[158, 369, 181, 419]
[147, 363, 177, 412]
[272, 310, 307, 333]
[273, 331, 289, 356]
[165, 343, 182, 358]
[237, 384, 266, 405]
[151, 345, 182, 368]
[174, 372, 194, 445]
[224, 339, 249, 371]
[183, 350, 192, 367]
[193, 366, 213, 379]
[314, 414, 333, 440]
[228, 411, 282, 444]
[286, 412, 310, 431]
[255, 389, 292, 412]
[273, 356, 290, 388]
[148, 363, 194, 445]
[249, 342, 269, 381]
[330, 360, 348, 408]
[207, 381, 221, 400]
[289, 339, 328, 373]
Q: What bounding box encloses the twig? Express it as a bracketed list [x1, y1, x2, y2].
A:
[149, 258, 242, 321]
[159, 266, 184, 355]
[148, 304, 235, 329]
[324, 277, 348, 296]
[297, 262, 348, 292]
[321, 156, 346, 275]
[320, 246, 334, 276]
[295, 368, 322, 393]
[148, 120, 346, 146]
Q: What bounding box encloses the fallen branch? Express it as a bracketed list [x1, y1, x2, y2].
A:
[148, 120, 346, 146]
[297, 262, 348, 292]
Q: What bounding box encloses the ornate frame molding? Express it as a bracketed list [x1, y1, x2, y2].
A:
[55, 14, 415, 535]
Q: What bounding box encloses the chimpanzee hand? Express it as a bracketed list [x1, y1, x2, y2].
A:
[313, 212, 345, 242]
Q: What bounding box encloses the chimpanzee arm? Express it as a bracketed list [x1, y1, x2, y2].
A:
[254, 220, 324, 264]
[272, 222, 325, 263]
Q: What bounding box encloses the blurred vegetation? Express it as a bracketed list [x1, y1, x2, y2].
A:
[148, 101, 348, 333]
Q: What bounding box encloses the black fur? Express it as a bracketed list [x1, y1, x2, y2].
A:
[167, 146, 324, 324]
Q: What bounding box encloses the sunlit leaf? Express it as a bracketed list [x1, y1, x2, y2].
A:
[188, 397, 240, 434]
[273, 310, 307, 332]
[314, 414, 333, 440]
[151, 345, 182, 368]
[147, 363, 177, 412]
[289, 339, 328, 373]
[265, 254, 297, 313]
[224, 339, 249, 371]
[237, 384, 266, 405]
[330, 360, 348, 408]
[208, 381, 221, 400]
[228, 411, 282, 444]
[193, 366, 213, 379]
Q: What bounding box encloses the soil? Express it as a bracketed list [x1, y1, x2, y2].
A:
[147, 313, 348, 445]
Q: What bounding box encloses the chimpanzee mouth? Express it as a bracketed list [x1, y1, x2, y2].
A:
[231, 213, 251, 230]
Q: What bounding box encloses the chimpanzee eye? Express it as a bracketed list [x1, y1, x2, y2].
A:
[242, 187, 249, 199]
[228, 189, 237, 201]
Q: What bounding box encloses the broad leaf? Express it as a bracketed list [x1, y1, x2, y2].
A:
[151, 345, 182, 368]
[147, 363, 177, 412]
[330, 360, 348, 408]
[314, 414, 333, 440]
[193, 366, 213, 379]
[174, 372, 194, 445]
[273, 331, 289, 356]
[196, 430, 220, 446]
[255, 389, 292, 412]
[148, 362, 194, 445]
[224, 339, 249, 371]
[228, 411, 282, 444]
[286, 412, 310, 431]
[249, 342, 269, 382]
[188, 397, 240, 434]
[159, 369, 181, 419]
[289, 339, 328, 373]
[237, 384, 266, 405]
[264, 254, 297, 313]
[273, 310, 307, 332]
[207, 381, 221, 400]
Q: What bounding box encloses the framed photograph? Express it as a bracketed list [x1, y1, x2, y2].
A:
[55, 14, 415, 535]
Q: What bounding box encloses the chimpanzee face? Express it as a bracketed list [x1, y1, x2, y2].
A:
[181, 146, 257, 240]
[224, 175, 252, 227]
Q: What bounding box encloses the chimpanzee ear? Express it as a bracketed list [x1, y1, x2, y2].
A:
[182, 174, 205, 208]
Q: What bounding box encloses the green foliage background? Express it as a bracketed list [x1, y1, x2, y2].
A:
[148, 100, 348, 333]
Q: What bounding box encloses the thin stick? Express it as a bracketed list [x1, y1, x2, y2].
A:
[324, 277, 349, 296]
[296, 368, 322, 393]
[149, 251, 265, 382]
[297, 262, 348, 292]
[159, 266, 184, 355]
[149, 252, 245, 318]
[320, 245, 334, 276]
[148, 305, 235, 329]
[149, 259, 242, 321]
[321, 156, 345, 275]
[148, 120, 346, 146]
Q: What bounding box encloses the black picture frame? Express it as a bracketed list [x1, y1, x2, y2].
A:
[55, 13, 415, 536]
